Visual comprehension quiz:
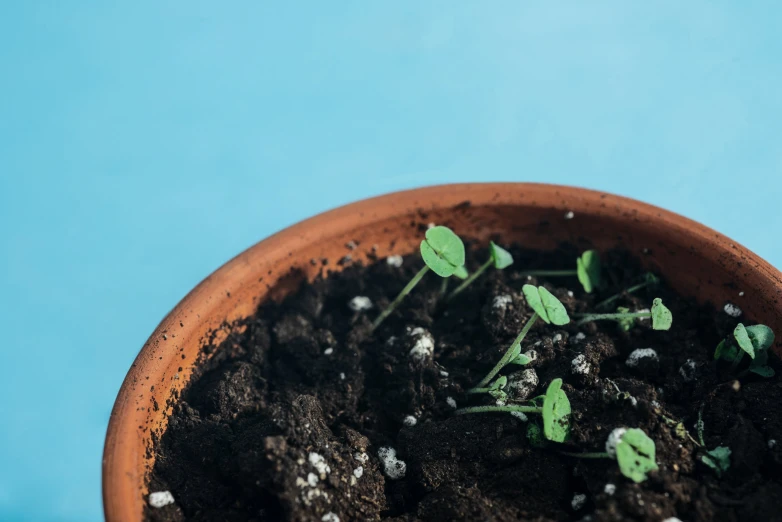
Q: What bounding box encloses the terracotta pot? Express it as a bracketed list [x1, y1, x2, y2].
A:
[102, 183, 782, 521]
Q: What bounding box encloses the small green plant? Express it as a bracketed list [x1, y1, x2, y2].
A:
[714, 323, 775, 377]
[594, 272, 660, 310]
[701, 446, 731, 477]
[471, 285, 570, 389]
[372, 226, 465, 331]
[455, 378, 572, 442]
[562, 428, 658, 483]
[521, 250, 601, 293]
[447, 241, 513, 300]
[574, 298, 672, 330]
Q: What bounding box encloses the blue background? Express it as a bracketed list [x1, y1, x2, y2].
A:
[1, 2, 781, 521]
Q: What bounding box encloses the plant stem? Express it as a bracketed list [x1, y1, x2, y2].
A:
[467, 387, 492, 394]
[447, 259, 492, 300]
[439, 277, 449, 296]
[454, 405, 543, 415]
[559, 451, 612, 459]
[575, 311, 651, 326]
[520, 269, 578, 277]
[595, 280, 653, 310]
[371, 266, 430, 331]
[472, 312, 539, 389]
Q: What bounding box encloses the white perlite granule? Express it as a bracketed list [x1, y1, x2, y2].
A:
[493, 294, 513, 309]
[567, 290, 574, 297]
[403, 415, 417, 427]
[407, 327, 435, 361]
[606, 428, 627, 457]
[354, 452, 368, 464]
[739, 291, 745, 297]
[307, 473, 319, 486]
[571, 493, 587, 510]
[309, 452, 331, 478]
[662, 518, 683, 522]
[574, 332, 586, 342]
[571, 354, 591, 375]
[339, 372, 345, 380]
[604, 483, 616, 495]
[149, 491, 175, 508]
[348, 296, 373, 311]
[353, 466, 364, 479]
[679, 359, 697, 382]
[446, 397, 457, 409]
[565, 211, 575, 220]
[386, 255, 404, 267]
[507, 369, 539, 401]
[439, 370, 449, 377]
[769, 439, 777, 449]
[322, 513, 340, 522]
[553, 333, 563, 343]
[724, 303, 742, 317]
[626, 348, 658, 368]
[378, 447, 406, 479]
[323, 348, 334, 355]
[510, 411, 528, 421]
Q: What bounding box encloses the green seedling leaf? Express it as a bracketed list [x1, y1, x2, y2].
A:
[489, 389, 507, 401]
[714, 339, 741, 363]
[489, 241, 514, 270]
[542, 378, 571, 442]
[749, 348, 775, 377]
[616, 307, 635, 331]
[527, 423, 546, 448]
[522, 285, 570, 325]
[733, 323, 755, 359]
[576, 250, 601, 293]
[650, 298, 672, 331]
[615, 428, 658, 483]
[701, 446, 731, 477]
[509, 353, 533, 366]
[420, 226, 466, 277]
[489, 376, 508, 391]
[746, 324, 775, 351]
[452, 265, 469, 280]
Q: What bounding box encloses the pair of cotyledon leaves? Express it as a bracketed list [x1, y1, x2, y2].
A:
[420, 226, 512, 278]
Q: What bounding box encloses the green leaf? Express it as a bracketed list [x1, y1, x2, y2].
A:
[701, 446, 731, 477]
[644, 272, 661, 286]
[529, 395, 546, 407]
[650, 298, 672, 331]
[750, 365, 775, 378]
[714, 339, 742, 363]
[489, 376, 508, 391]
[576, 250, 601, 293]
[452, 265, 469, 280]
[420, 226, 466, 277]
[615, 428, 658, 483]
[733, 323, 755, 359]
[542, 378, 571, 442]
[509, 353, 533, 366]
[616, 307, 635, 331]
[746, 324, 775, 352]
[489, 241, 514, 270]
[523, 285, 570, 325]
[749, 347, 775, 377]
[489, 389, 507, 401]
[526, 423, 545, 448]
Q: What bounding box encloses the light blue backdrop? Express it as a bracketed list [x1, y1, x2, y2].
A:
[1, 2, 781, 521]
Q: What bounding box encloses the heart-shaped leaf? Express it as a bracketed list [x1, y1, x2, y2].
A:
[733, 323, 755, 359]
[419, 226, 465, 277]
[651, 298, 672, 331]
[746, 324, 775, 352]
[615, 428, 658, 483]
[542, 378, 571, 442]
[522, 285, 570, 325]
[576, 250, 601, 293]
[509, 353, 533, 366]
[489, 241, 514, 270]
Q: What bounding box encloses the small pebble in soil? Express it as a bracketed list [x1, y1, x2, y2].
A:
[739, 291, 745, 297]
[322, 513, 340, 522]
[571, 493, 587, 510]
[679, 359, 697, 382]
[386, 255, 403, 267]
[573, 332, 586, 343]
[403, 415, 417, 427]
[565, 211, 575, 220]
[149, 491, 175, 508]
[606, 427, 627, 457]
[571, 354, 591, 375]
[553, 333, 563, 343]
[378, 447, 406, 479]
[662, 518, 683, 522]
[354, 452, 368, 464]
[323, 348, 334, 355]
[309, 452, 331, 478]
[493, 294, 513, 309]
[567, 290, 574, 297]
[604, 483, 616, 495]
[407, 327, 435, 361]
[724, 302, 742, 317]
[769, 439, 777, 449]
[625, 348, 658, 368]
[307, 473, 319, 486]
[446, 397, 457, 409]
[348, 296, 373, 311]
[507, 369, 539, 401]
[439, 370, 449, 377]
[353, 466, 364, 479]
[339, 372, 345, 380]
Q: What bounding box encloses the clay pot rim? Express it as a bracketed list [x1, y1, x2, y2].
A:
[102, 182, 782, 522]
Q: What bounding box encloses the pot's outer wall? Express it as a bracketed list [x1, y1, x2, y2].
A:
[102, 183, 782, 522]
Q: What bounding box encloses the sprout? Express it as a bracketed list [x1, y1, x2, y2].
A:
[714, 323, 775, 377]
[521, 250, 601, 293]
[701, 446, 731, 477]
[595, 272, 660, 310]
[455, 379, 572, 443]
[575, 298, 672, 331]
[372, 226, 465, 331]
[447, 241, 514, 300]
[470, 287, 570, 389]
[561, 428, 658, 483]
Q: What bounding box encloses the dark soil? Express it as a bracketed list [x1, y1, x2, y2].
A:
[146, 243, 782, 522]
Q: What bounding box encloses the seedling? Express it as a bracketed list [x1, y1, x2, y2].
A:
[714, 323, 775, 377]
[575, 298, 672, 330]
[471, 285, 570, 389]
[455, 378, 572, 442]
[521, 250, 601, 293]
[372, 226, 465, 331]
[467, 375, 508, 401]
[447, 242, 514, 300]
[595, 272, 661, 310]
[562, 428, 658, 483]
[701, 446, 731, 477]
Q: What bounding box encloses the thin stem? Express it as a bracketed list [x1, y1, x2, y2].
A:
[447, 259, 492, 300]
[467, 387, 491, 394]
[595, 280, 652, 310]
[473, 313, 539, 389]
[520, 269, 578, 277]
[697, 404, 706, 446]
[454, 405, 542, 416]
[371, 266, 430, 331]
[559, 451, 612, 459]
[575, 311, 651, 327]
[439, 277, 449, 296]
